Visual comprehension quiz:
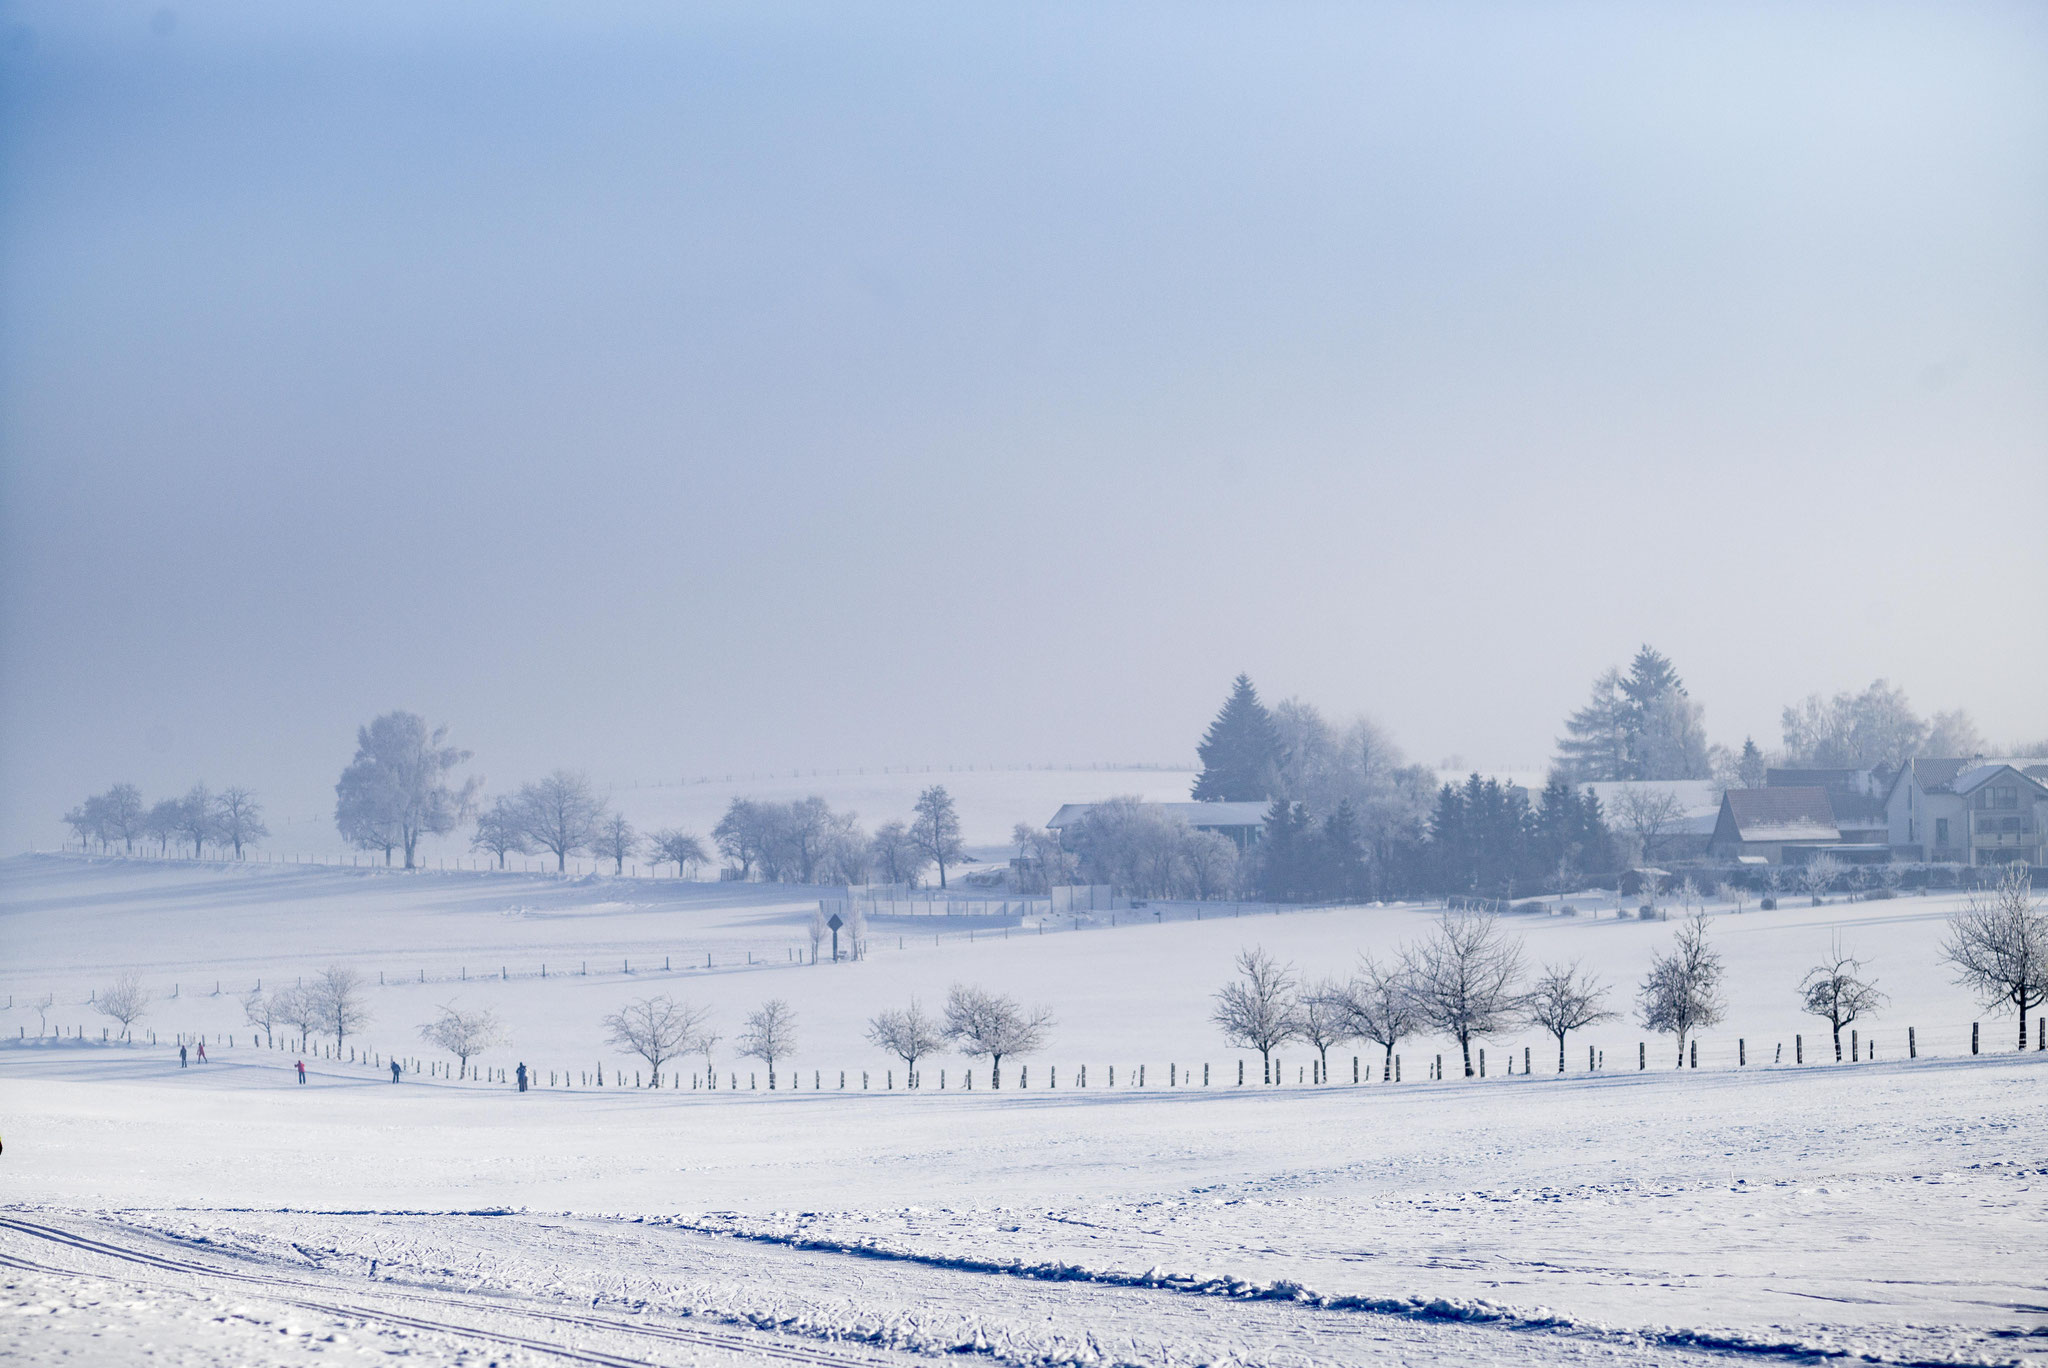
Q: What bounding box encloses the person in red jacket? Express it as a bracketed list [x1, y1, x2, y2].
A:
[295, 1059, 306, 1084]
[196, 1041, 207, 1063]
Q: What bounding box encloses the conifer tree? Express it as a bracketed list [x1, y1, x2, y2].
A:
[1736, 737, 1766, 789]
[1192, 675, 1284, 802]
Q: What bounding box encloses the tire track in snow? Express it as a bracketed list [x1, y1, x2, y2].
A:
[0, 1215, 900, 1368]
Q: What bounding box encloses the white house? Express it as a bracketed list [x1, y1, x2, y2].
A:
[1884, 758, 2048, 865]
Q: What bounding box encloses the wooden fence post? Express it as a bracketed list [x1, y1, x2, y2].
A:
[1971, 1022, 1979, 1054]
[1638, 1042, 1645, 1070]
[1523, 1046, 1530, 1074]
[1738, 1038, 1746, 1066]
[1908, 1026, 1916, 1058]
[1851, 1029, 1859, 1062]
[1353, 1055, 1359, 1084]
[1795, 1034, 1802, 1064]
[1689, 1039, 1697, 1069]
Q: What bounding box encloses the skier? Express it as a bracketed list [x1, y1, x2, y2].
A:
[179, 1044, 187, 1068]
[295, 1059, 306, 1085]
[196, 1040, 206, 1063]
[390, 1059, 402, 1083]
[516, 1062, 528, 1093]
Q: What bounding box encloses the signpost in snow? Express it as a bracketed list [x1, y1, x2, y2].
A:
[828, 911, 845, 962]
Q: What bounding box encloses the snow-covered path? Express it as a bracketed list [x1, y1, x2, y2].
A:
[1, 1207, 1770, 1367]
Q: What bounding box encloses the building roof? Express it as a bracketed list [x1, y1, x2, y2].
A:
[1950, 764, 2048, 800]
[1045, 800, 1273, 831]
[1886, 756, 2048, 804]
[1718, 786, 1840, 843]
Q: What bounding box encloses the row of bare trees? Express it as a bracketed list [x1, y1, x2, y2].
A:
[65, 783, 268, 859]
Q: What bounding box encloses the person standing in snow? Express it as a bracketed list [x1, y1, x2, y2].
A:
[179, 1044, 187, 1068]
[390, 1059, 402, 1083]
[295, 1059, 306, 1084]
[515, 1062, 527, 1092]
[196, 1040, 206, 1063]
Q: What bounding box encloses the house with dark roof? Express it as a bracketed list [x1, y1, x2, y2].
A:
[1706, 787, 1842, 864]
[1885, 759, 2048, 865]
[1765, 767, 1888, 843]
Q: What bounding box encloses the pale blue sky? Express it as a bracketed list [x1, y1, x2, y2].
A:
[3, 0, 2044, 847]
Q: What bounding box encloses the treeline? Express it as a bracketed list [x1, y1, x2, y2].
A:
[64, 782, 268, 859]
[713, 786, 965, 887]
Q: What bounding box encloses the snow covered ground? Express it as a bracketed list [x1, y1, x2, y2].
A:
[3, 853, 2045, 1365]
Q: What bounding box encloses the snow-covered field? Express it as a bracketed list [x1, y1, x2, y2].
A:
[3, 854, 2044, 1366]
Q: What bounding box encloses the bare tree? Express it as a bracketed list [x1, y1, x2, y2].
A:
[1639, 909, 1725, 1066]
[1403, 911, 1525, 1077]
[1942, 863, 2047, 1052]
[1294, 977, 1354, 1076]
[307, 966, 371, 1054]
[910, 786, 965, 889]
[1523, 961, 1615, 1073]
[515, 770, 608, 872]
[172, 783, 219, 858]
[94, 971, 150, 1039]
[1332, 954, 1418, 1081]
[592, 813, 640, 875]
[31, 993, 54, 1035]
[1610, 786, 1685, 866]
[603, 995, 711, 1084]
[1798, 854, 1844, 905]
[1637, 868, 1665, 914]
[144, 798, 182, 858]
[271, 984, 319, 1050]
[213, 787, 268, 859]
[334, 712, 480, 868]
[738, 1000, 798, 1089]
[648, 828, 709, 879]
[1717, 881, 1750, 916]
[243, 988, 279, 1047]
[419, 1003, 507, 1079]
[942, 984, 1051, 1089]
[866, 1000, 947, 1082]
[471, 797, 531, 869]
[1800, 938, 1886, 1061]
[1211, 947, 1299, 1083]
[868, 820, 931, 887]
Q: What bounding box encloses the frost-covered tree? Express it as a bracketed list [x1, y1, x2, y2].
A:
[866, 1000, 946, 1080]
[1942, 864, 2047, 1052]
[906, 786, 963, 889]
[1555, 647, 1709, 782]
[272, 984, 320, 1050]
[243, 988, 279, 1047]
[1925, 709, 1984, 759]
[307, 966, 371, 1054]
[1780, 679, 1930, 771]
[470, 797, 531, 869]
[738, 999, 798, 1089]
[1638, 909, 1724, 1066]
[1294, 978, 1354, 1076]
[514, 770, 607, 872]
[942, 984, 1051, 1089]
[1799, 939, 1886, 1061]
[94, 971, 150, 1039]
[1736, 738, 1767, 790]
[647, 828, 708, 879]
[1331, 954, 1418, 1081]
[1798, 853, 1844, 904]
[1523, 962, 1615, 1073]
[144, 797, 183, 857]
[1211, 946, 1299, 1083]
[869, 820, 931, 887]
[172, 783, 219, 858]
[1193, 674, 1284, 802]
[592, 813, 640, 875]
[213, 787, 268, 859]
[603, 995, 710, 1083]
[419, 1003, 506, 1079]
[1404, 911, 1525, 1077]
[334, 712, 479, 869]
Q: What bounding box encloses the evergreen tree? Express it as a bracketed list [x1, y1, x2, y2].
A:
[1554, 646, 1709, 782]
[1553, 669, 1631, 782]
[1318, 799, 1369, 901]
[1256, 799, 1312, 901]
[1192, 675, 1284, 802]
[1736, 737, 1766, 789]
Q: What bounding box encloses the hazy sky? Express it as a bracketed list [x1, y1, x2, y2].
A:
[3, 0, 2045, 848]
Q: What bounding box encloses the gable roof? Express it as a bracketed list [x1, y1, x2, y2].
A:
[1718, 786, 1839, 843]
[1885, 756, 2048, 805]
[1950, 764, 2048, 800]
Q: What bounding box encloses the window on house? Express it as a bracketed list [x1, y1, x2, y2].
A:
[1935, 818, 1949, 846]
